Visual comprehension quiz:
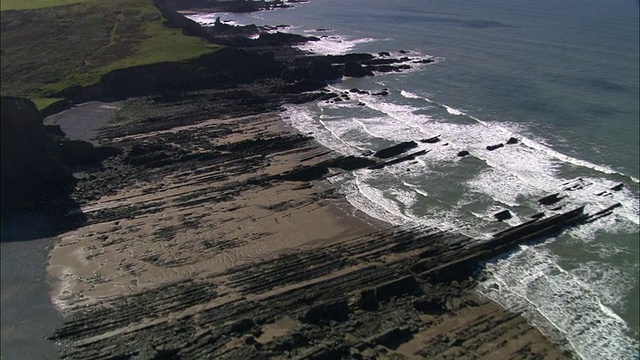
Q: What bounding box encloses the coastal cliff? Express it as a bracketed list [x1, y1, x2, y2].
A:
[0, 97, 76, 216]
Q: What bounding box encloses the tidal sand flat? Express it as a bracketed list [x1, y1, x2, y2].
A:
[47, 94, 579, 359]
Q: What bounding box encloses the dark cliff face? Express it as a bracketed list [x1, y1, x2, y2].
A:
[1, 97, 77, 216]
[57, 47, 283, 103]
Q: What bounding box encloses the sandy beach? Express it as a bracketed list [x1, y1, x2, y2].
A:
[46, 100, 572, 359]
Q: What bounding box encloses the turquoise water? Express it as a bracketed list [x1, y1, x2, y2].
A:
[192, 1, 640, 358]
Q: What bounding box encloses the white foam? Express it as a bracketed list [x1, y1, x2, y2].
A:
[400, 90, 640, 184]
[281, 106, 360, 156]
[295, 36, 377, 55]
[280, 85, 639, 360]
[399, 90, 421, 99]
[186, 13, 243, 27]
[478, 245, 640, 360]
[288, 90, 639, 238]
[348, 172, 412, 226]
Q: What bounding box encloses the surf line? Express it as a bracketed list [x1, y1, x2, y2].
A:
[399, 90, 640, 184]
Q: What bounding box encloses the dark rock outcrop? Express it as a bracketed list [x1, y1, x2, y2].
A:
[486, 143, 504, 151]
[322, 156, 378, 171]
[506, 137, 519, 145]
[303, 300, 350, 324]
[611, 183, 624, 191]
[457, 150, 470, 157]
[494, 210, 512, 221]
[420, 136, 440, 144]
[280, 165, 330, 182]
[538, 193, 564, 206]
[1, 97, 77, 215]
[368, 150, 428, 170]
[373, 141, 418, 159]
[357, 276, 423, 311]
[58, 140, 101, 168]
[57, 48, 283, 103]
[530, 212, 545, 219]
[341, 61, 372, 78]
[308, 59, 341, 82]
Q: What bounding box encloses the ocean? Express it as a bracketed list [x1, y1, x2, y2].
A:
[189, 0, 639, 359]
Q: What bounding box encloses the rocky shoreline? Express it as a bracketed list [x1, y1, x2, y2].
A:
[2, 1, 622, 359]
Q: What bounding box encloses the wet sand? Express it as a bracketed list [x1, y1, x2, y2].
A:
[43, 102, 119, 146]
[48, 112, 378, 310]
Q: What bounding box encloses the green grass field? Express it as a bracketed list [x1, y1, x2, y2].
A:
[0, 0, 90, 11]
[0, 0, 221, 107]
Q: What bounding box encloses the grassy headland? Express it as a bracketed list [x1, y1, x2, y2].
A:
[0, 0, 221, 110]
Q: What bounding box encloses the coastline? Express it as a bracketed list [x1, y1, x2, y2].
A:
[46, 101, 574, 358]
[1, 1, 619, 358]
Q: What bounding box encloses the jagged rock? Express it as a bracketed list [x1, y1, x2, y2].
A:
[420, 136, 440, 144]
[494, 210, 512, 221]
[323, 156, 378, 171]
[45, 124, 66, 137]
[368, 150, 427, 170]
[357, 276, 423, 311]
[341, 61, 373, 77]
[584, 203, 622, 223]
[282, 66, 310, 82]
[611, 183, 624, 191]
[457, 150, 470, 157]
[58, 139, 100, 167]
[280, 165, 329, 181]
[282, 79, 325, 93]
[413, 297, 446, 315]
[372, 90, 389, 96]
[538, 193, 564, 206]
[308, 59, 341, 82]
[327, 53, 375, 64]
[372, 327, 413, 349]
[303, 300, 350, 324]
[378, 52, 390, 57]
[530, 212, 545, 219]
[373, 141, 418, 159]
[486, 143, 504, 151]
[230, 318, 256, 334]
[506, 137, 519, 145]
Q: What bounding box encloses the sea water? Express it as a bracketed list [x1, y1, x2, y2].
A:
[189, 0, 639, 358]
